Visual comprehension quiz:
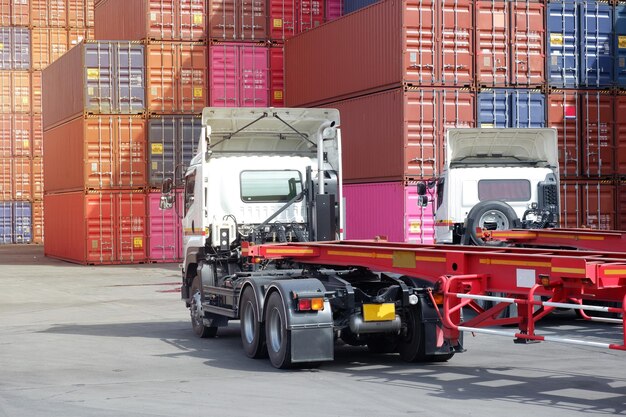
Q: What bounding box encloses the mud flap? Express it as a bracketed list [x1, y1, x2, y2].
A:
[421, 296, 462, 355]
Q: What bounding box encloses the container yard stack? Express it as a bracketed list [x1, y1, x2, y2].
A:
[548, 0, 620, 229]
[42, 41, 147, 264]
[286, 0, 478, 243]
[93, 0, 209, 263]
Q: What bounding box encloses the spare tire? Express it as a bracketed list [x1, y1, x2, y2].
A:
[465, 200, 519, 245]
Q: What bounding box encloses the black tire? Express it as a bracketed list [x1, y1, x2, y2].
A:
[265, 292, 293, 369]
[465, 200, 519, 245]
[190, 275, 218, 338]
[398, 306, 427, 362]
[240, 287, 267, 358]
[366, 335, 398, 354]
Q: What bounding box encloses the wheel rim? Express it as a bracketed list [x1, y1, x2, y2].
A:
[242, 301, 255, 344]
[190, 290, 203, 327]
[267, 307, 282, 353]
[478, 210, 510, 231]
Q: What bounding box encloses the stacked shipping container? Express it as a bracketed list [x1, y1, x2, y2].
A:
[0, 0, 94, 246]
[286, 0, 626, 242]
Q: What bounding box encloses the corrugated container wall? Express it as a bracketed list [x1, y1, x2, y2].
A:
[0, 201, 32, 243]
[477, 89, 546, 128]
[0, 0, 30, 26]
[322, 87, 475, 183]
[44, 191, 147, 264]
[0, 71, 30, 113]
[343, 181, 435, 244]
[43, 115, 146, 193]
[147, 190, 182, 262]
[94, 0, 207, 41]
[208, 0, 267, 41]
[561, 179, 616, 230]
[325, 0, 342, 21]
[148, 115, 201, 187]
[286, 0, 474, 107]
[0, 27, 30, 69]
[0, 201, 11, 243]
[146, 42, 208, 114]
[269, 0, 325, 41]
[42, 41, 145, 131]
[209, 42, 270, 107]
[269, 45, 284, 107]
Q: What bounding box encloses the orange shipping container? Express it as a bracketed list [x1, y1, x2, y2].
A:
[94, 0, 207, 41]
[31, 71, 42, 114]
[12, 156, 31, 200]
[68, 27, 95, 46]
[68, 0, 95, 28]
[0, 157, 10, 200]
[44, 190, 147, 264]
[32, 156, 43, 200]
[43, 115, 147, 193]
[0, 0, 30, 26]
[32, 199, 43, 244]
[146, 42, 207, 114]
[0, 71, 30, 113]
[30, 0, 67, 27]
[0, 114, 30, 157]
[32, 114, 43, 157]
[31, 28, 69, 70]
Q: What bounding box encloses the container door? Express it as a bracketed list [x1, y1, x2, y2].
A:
[147, 0, 176, 40]
[548, 90, 579, 178]
[615, 94, 626, 175]
[440, 0, 473, 86]
[86, 192, 115, 264]
[115, 43, 145, 114]
[148, 117, 176, 187]
[403, 0, 436, 86]
[209, 0, 237, 40]
[0, 202, 12, 244]
[510, 1, 545, 87]
[146, 43, 176, 113]
[116, 116, 147, 188]
[477, 89, 508, 127]
[269, 45, 284, 106]
[85, 42, 114, 114]
[12, 71, 30, 113]
[0, 158, 11, 200]
[404, 184, 435, 244]
[581, 181, 616, 230]
[269, 0, 296, 41]
[325, 0, 341, 22]
[12, 27, 30, 70]
[547, 2, 578, 88]
[510, 89, 546, 128]
[179, 0, 207, 41]
[239, 44, 269, 107]
[615, 4, 626, 87]
[0, 28, 10, 70]
[179, 116, 201, 179]
[12, 157, 30, 200]
[209, 43, 238, 106]
[475, 0, 509, 87]
[299, 0, 324, 33]
[116, 191, 146, 263]
[179, 43, 207, 113]
[0, 114, 10, 158]
[12, 114, 30, 157]
[580, 91, 615, 177]
[148, 191, 179, 261]
[85, 117, 114, 189]
[239, 0, 267, 40]
[12, 201, 31, 243]
[579, 1, 613, 88]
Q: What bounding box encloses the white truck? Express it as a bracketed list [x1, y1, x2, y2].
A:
[417, 128, 560, 245]
[160, 107, 459, 368]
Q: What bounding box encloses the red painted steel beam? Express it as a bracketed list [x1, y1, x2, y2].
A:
[484, 228, 626, 253]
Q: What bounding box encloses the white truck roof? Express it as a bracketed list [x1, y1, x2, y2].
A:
[446, 128, 558, 169]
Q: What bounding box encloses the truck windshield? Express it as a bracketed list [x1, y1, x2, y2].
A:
[478, 179, 530, 202]
[240, 170, 303, 203]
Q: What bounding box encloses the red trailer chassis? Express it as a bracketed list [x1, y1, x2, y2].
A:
[244, 240, 626, 352]
[482, 228, 626, 252]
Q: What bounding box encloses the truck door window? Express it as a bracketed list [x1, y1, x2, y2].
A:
[240, 170, 303, 202]
[478, 179, 531, 202]
[184, 170, 196, 215]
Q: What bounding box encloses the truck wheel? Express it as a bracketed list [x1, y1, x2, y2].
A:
[240, 287, 267, 358]
[466, 200, 518, 245]
[397, 306, 427, 362]
[190, 276, 218, 338]
[265, 292, 293, 369]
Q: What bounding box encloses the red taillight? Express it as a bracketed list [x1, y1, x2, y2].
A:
[297, 298, 324, 311]
[298, 298, 312, 311]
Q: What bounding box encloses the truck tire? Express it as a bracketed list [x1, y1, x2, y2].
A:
[465, 200, 519, 245]
[265, 292, 293, 369]
[397, 305, 427, 362]
[190, 275, 218, 338]
[240, 287, 267, 359]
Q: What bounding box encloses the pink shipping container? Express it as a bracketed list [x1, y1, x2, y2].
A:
[344, 181, 435, 244]
[208, 0, 267, 41]
[95, 0, 207, 41]
[269, 0, 324, 41]
[323, 87, 475, 183]
[44, 190, 147, 264]
[475, 0, 545, 87]
[325, 0, 341, 21]
[560, 179, 616, 230]
[147, 191, 183, 262]
[209, 42, 270, 107]
[285, 0, 474, 107]
[269, 45, 284, 107]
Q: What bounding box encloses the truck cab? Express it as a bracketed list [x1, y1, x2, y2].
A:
[421, 128, 560, 245]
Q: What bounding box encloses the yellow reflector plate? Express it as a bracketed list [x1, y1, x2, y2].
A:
[363, 303, 395, 321]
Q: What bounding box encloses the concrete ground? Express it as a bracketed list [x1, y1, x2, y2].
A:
[0, 245, 625, 417]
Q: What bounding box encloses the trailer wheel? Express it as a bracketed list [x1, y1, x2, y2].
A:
[465, 200, 519, 245]
[265, 292, 293, 369]
[190, 276, 218, 338]
[397, 306, 427, 362]
[240, 287, 267, 359]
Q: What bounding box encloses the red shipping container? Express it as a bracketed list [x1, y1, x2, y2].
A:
[43, 115, 147, 193]
[560, 179, 616, 230]
[32, 114, 43, 157]
[209, 42, 270, 107]
[44, 190, 147, 264]
[146, 42, 208, 114]
[269, 44, 284, 107]
[147, 190, 182, 262]
[95, 0, 207, 41]
[613, 93, 626, 176]
[323, 87, 475, 183]
[68, 0, 95, 28]
[269, 0, 324, 41]
[0, 157, 10, 200]
[208, 0, 267, 41]
[618, 181, 626, 231]
[475, 0, 545, 87]
[31, 28, 69, 70]
[30, 0, 67, 27]
[548, 90, 580, 178]
[344, 181, 436, 244]
[32, 156, 43, 200]
[286, 0, 474, 107]
[580, 90, 615, 178]
[325, 0, 341, 22]
[0, 0, 29, 26]
[0, 71, 30, 113]
[12, 156, 30, 200]
[32, 199, 43, 244]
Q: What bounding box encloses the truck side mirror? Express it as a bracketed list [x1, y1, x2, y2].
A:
[161, 178, 173, 195]
[416, 182, 427, 196]
[160, 178, 174, 210]
[417, 195, 428, 207]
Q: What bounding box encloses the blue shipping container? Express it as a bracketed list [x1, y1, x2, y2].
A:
[0, 27, 30, 70]
[0, 202, 12, 244]
[343, 0, 380, 15]
[615, 4, 626, 86]
[579, 1, 613, 87]
[478, 89, 546, 128]
[13, 201, 31, 244]
[547, 1, 580, 88]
